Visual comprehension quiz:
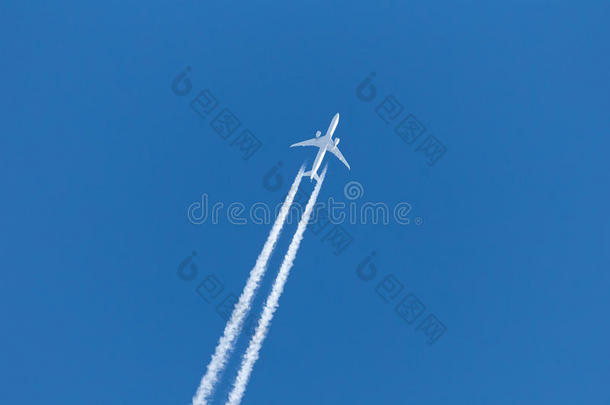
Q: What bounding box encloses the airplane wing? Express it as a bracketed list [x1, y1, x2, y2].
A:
[290, 138, 325, 148]
[329, 146, 351, 170]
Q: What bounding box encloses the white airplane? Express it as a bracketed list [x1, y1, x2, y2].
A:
[290, 113, 350, 182]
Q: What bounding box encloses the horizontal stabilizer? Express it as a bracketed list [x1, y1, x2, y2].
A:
[303, 170, 321, 183]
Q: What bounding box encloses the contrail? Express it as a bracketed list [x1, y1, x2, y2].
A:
[192, 166, 305, 405]
[226, 165, 327, 405]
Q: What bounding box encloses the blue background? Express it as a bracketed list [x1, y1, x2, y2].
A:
[2, 1, 609, 404]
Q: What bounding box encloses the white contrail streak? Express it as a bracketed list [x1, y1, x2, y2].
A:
[226, 165, 327, 405]
[192, 166, 305, 405]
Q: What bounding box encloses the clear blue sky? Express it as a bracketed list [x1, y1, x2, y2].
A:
[1, 1, 609, 404]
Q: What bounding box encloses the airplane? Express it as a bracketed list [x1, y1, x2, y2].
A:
[290, 113, 350, 182]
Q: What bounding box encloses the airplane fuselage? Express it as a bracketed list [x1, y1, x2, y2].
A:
[325, 113, 340, 138]
[310, 145, 328, 180]
[306, 113, 339, 180]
